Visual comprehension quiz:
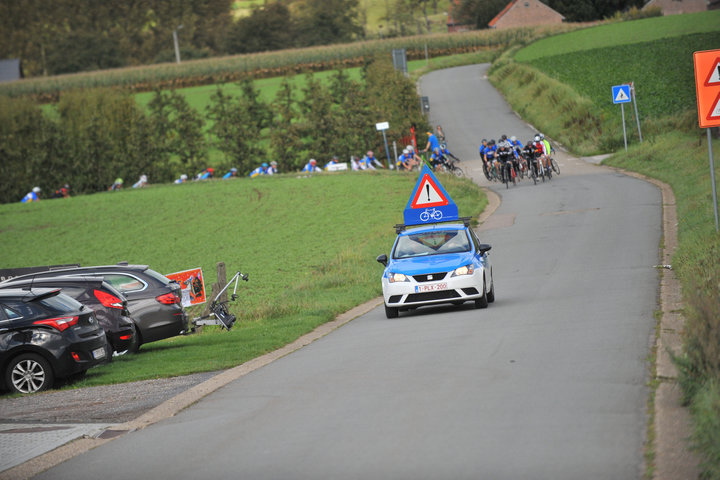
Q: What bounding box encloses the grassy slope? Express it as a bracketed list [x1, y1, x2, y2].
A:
[0, 172, 486, 385]
[515, 10, 720, 61]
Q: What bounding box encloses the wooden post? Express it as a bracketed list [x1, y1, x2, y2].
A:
[217, 262, 227, 304]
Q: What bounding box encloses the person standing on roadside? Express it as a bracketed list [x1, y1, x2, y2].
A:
[423, 130, 441, 155]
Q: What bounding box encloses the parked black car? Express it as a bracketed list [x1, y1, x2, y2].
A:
[21, 264, 188, 352]
[0, 276, 136, 354]
[0, 288, 109, 394]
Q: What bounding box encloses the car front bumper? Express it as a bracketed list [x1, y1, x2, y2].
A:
[381, 269, 487, 308]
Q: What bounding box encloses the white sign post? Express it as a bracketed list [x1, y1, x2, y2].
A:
[376, 121, 391, 168]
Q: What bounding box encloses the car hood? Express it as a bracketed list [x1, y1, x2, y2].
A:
[387, 252, 475, 275]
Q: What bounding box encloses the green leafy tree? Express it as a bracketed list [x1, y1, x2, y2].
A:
[0, 96, 63, 203]
[297, 74, 338, 161]
[57, 88, 156, 192]
[454, 0, 509, 29]
[148, 89, 207, 179]
[224, 2, 296, 54]
[294, 0, 364, 47]
[328, 69, 373, 159]
[364, 57, 429, 156]
[269, 78, 306, 171]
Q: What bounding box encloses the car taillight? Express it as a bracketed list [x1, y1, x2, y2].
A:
[34, 316, 79, 332]
[156, 292, 180, 305]
[94, 289, 124, 309]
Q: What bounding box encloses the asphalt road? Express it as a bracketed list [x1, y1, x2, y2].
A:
[35, 64, 662, 480]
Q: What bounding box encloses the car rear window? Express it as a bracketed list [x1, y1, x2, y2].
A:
[393, 230, 471, 259]
[143, 268, 172, 286]
[103, 274, 146, 293]
[36, 293, 83, 314]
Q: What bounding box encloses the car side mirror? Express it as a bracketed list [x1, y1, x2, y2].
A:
[478, 244, 492, 255]
[376, 254, 388, 267]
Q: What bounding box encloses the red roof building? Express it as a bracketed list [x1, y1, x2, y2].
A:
[488, 0, 565, 29]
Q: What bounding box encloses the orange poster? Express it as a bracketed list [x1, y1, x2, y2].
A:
[166, 268, 206, 307]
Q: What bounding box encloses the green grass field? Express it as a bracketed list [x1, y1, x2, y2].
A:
[515, 10, 720, 62]
[0, 171, 486, 386]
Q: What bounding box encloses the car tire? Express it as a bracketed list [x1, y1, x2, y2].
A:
[487, 278, 495, 303]
[475, 279, 489, 309]
[5, 353, 54, 394]
[384, 304, 399, 319]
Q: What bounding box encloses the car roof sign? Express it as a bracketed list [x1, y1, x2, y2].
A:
[403, 165, 459, 226]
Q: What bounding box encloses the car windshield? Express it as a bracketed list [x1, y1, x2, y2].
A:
[393, 230, 471, 259]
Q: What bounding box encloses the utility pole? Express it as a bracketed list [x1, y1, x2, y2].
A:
[173, 25, 183, 64]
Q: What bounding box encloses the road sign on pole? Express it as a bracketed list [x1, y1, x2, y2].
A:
[693, 49, 720, 231]
[613, 85, 631, 151]
[376, 121, 392, 169]
[612, 85, 631, 104]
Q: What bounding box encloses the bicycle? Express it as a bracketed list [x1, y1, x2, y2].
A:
[501, 159, 516, 189]
[550, 156, 560, 175]
[420, 208, 443, 222]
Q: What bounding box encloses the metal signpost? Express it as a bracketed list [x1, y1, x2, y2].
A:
[612, 84, 632, 152]
[376, 121, 392, 169]
[693, 49, 720, 232]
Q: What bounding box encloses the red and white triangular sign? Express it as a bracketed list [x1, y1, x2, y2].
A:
[707, 91, 720, 122]
[704, 58, 720, 86]
[410, 174, 449, 208]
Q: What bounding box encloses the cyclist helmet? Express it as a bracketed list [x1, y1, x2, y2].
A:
[489, 139, 495, 145]
[231, 167, 238, 172]
[32, 186, 41, 193]
[367, 150, 373, 157]
[180, 174, 188, 180]
[433, 148, 440, 154]
[539, 133, 545, 139]
[261, 163, 268, 168]
[402, 148, 409, 155]
[482, 139, 487, 143]
[534, 135, 541, 142]
[510, 136, 517, 142]
[500, 134, 507, 141]
[310, 158, 316, 165]
[270, 161, 277, 166]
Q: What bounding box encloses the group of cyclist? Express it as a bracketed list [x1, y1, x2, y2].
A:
[480, 133, 557, 185]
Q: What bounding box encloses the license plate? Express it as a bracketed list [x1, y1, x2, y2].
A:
[415, 282, 448, 293]
[92, 347, 106, 360]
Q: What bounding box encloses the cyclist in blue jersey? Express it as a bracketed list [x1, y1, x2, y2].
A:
[249, 163, 268, 178]
[21, 187, 41, 203]
[302, 159, 322, 173]
[423, 131, 441, 154]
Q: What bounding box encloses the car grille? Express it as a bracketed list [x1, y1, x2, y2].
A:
[405, 290, 461, 303]
[461, 288, 479, 295]
[412, 272, 448, 283]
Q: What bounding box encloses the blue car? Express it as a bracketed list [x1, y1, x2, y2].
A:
[376, 222, 494, 318]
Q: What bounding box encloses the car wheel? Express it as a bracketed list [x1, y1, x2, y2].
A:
[384, 304, 399, 319]
[5, 353, 54, 394]
[127, 330, 142, 353]
[487, 278, 495, 303]
[475, 278, 489, 309]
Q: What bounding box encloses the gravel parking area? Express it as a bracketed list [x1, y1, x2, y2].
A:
[0, 371, 220, 424]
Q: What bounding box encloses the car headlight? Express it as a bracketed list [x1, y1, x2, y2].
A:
[388, 272, 410, 283]
[451, 264, 475, 277]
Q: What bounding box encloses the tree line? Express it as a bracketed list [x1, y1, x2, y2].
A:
[0, 57, 429, 204]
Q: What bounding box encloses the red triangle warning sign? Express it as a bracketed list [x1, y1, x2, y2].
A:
[707, 91, 720, 122]
[704, 58, 720, 87]
[410, 174, 449, 208]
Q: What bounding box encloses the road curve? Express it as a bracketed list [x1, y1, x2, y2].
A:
[35, 64, 662, 480]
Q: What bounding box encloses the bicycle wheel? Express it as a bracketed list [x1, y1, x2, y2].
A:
[551, 157, 560, 175]
[503, 163, 510, 189]
[482, 162, 491, 181]
[530, 165, 537, 185]
[453, 166, 464, 178]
